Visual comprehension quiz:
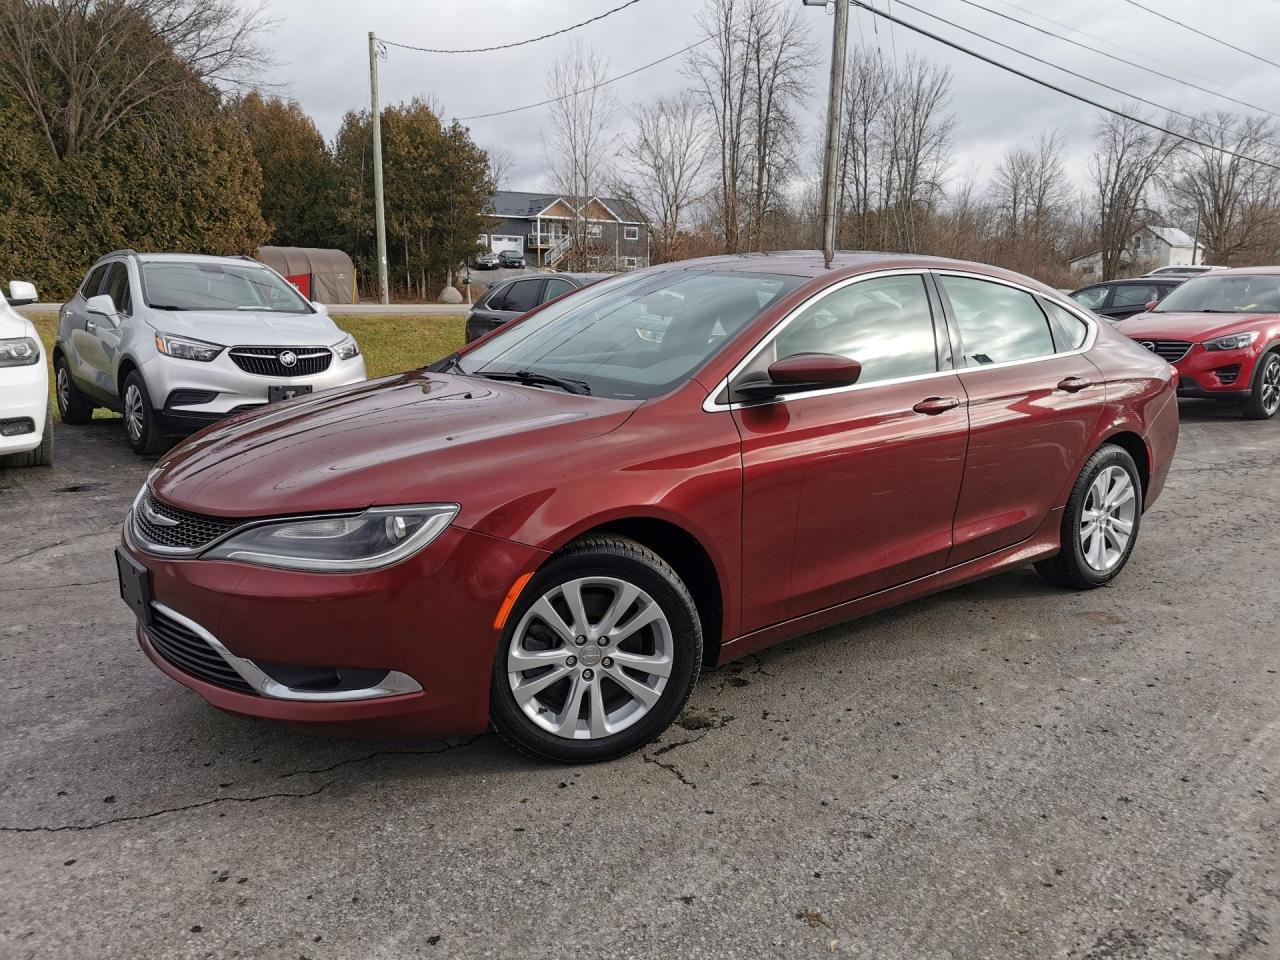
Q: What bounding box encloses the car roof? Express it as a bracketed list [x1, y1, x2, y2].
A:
[1187, 265, 1280, 277]
[1083, 277, 1181, 286]
[102, 252, 266, 268]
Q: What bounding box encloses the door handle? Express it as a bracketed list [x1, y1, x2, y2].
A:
[913, 396, 961, 415]
[85, 318, 96, 333]
[1057, 376, 1092, 393]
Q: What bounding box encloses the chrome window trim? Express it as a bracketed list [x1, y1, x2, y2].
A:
[150, 602, 423, 702]
[701, 267, 1099, 412]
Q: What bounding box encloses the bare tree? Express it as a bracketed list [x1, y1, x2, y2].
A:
[487, 145, 516, 192]
[611, 91, 708, 263]
[883, 53, 955, 252]
[836, 48, 891, 248]
[1163, 112, 1280, 265]
[1090, 108, 1181, 280]
[992, 130, 1069, 238]
[544, 40, 616, 270]
[0, 0, 272, 160]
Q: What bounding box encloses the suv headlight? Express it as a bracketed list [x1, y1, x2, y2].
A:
[0, 336, 40, 366]
[1203, 331, 1259, 351]
[202, 504, 458, 571]
[333, 333, 360, 360]
[155, 333, 223, 362]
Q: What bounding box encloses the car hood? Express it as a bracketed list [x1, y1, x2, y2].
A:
[1114, 311, 1276, 341]
[143, 309, 343, 346]
[151, 370, 638, 519]
[0, 304, 30, 339]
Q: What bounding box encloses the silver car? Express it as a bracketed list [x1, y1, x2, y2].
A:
[54, 251, 367, 454]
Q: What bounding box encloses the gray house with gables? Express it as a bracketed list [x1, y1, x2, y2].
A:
[482, 190, 650, 271]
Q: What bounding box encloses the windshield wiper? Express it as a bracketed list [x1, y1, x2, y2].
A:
[147, 303, 187, 310]
[436, 354, 465, 373]
[479, 370, 591, 395]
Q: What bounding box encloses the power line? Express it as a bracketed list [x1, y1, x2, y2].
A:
[1120, 0, 1280, 72]
[962, 0, 1280, 119]
[382, 0, 643, 55]
[451, 39, 707, 122]
[847, 1, 1280, 173]
[893, 0, 1280, 150]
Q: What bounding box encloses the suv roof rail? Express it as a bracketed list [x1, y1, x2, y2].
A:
[101, 248, 139, 260]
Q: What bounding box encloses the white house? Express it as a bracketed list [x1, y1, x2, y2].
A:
[1069, 225, 1205, 279]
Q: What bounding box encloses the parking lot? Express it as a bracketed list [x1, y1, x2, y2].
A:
[0, 402, 1274, 958]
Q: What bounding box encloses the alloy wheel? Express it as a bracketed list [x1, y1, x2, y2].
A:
[56, 366, 70, 412]
[1080, 465, 1137, 572]
[1261, 355, 1280, 416]
[124, 383, 145, 442]
[507, 576, 673, 740]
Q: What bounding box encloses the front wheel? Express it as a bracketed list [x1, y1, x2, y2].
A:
[1242, 349, 1280, 420]
[122, 371, 164, 456]
[1, 406, 54, 467]
[490, 535, 703, 763]
[1035, 444, 1142, 590]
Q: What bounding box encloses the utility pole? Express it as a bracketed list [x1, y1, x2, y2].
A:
[807, 0, 849, 267]
[369, 31, 389, 305]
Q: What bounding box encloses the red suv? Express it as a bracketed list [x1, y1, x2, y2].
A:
[1115, 267, 1280, 419]
[116, 253, 1178, 763]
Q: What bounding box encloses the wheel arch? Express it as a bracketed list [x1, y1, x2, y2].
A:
[1099, 429, 1151, 503]
[116, 354, 142, 394]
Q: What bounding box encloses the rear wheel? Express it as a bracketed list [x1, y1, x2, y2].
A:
[1242, 349, 1280, 420]
[54, 354, 93, 424]
[490, 535, 702, 763]
[122, 371, 164, 455]
[1035, 444, 1142, 590]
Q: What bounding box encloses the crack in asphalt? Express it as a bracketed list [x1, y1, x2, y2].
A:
[7, 579, 115, 591]
[642, 753, 697, 787]
[0, 782, 335, 833]
[0, 527, 119, 565]
[274, 735, 486, 780]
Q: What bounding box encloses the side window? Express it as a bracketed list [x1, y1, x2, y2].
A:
[941, 276, 1055, 366]
[483, 282, 513, 310]
[1070, 285, 1108, 310]
[102, 263, 132, 316]
[81, 264, 109, 299]
[541, 278, 574, 303]
[1111, 284, 1159, 308]
[757, 274, 939, 387]
[1042, 300, 1090, 351]
[503, 279, 542, 314]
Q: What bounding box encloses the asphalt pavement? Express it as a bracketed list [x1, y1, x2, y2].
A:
[1, 402, 1277, 959]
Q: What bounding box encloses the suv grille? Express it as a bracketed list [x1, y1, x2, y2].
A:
[229, 346, 331, 378]
[1130, 338, 1191, 363]
[133, 493, 254, 552]
[145, 607, 255, 694]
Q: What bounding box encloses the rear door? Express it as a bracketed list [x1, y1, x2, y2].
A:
[935, 272, 1102, 566]
[1102, 282, 1163, 320]
[86, 261, 134, 399]
[64, 262, 111, 395]
[540, 277, 575, 304]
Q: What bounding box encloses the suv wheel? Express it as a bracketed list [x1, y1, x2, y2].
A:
[1243, 349, 1280, 420]
[54, 354, 94, 424]
[122, 371, 164, 455]
[490, 535, 702, 763]
[1035, 444, 1142, 590]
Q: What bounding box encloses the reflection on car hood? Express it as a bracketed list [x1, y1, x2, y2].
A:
[142, 308, 343, 345]
[1114, 311, 1277, 341]
[151, 370, 638, 518]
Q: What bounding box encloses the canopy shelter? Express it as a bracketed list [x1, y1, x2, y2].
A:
[257, 247, 356, 304]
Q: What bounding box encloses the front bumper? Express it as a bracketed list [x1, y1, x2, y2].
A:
[1172, 343, 1258, 398]
[121, 522, 548, 738]
[0, 359, 48, 456]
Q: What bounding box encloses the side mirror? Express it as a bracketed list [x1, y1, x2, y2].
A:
[7, 280, 37, 305]
[1144, 299, 1160, 312]
[310, 300, 329, 315]
[734, 353, 862, 401]
[85, 294, 119, 323]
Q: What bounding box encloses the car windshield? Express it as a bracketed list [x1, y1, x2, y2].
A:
[457, 270, 805, 400]
[1152, 274, 1280, 314]
[142, 261, 311, 313]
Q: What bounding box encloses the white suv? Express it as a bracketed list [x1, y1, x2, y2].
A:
[55, 251, 366, 454]
[1, 280, 52, 467]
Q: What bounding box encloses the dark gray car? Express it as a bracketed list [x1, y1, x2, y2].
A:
[1069, 277, 1183, 321]
[465, 273, 608, 342]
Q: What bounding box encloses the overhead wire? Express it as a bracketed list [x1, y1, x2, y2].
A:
[1119, 0, 1280, 72]
[381, 0, 644, 55]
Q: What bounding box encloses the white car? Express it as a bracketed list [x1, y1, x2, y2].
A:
[0, 280, 52, 467]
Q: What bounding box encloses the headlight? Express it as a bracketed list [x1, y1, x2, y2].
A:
[202, 504, 458, 571]
[0, 336, 40, 366]
[333, 333, 360, 360]
[155, 333, 223, 362]
[1203, 331, 1259, 351]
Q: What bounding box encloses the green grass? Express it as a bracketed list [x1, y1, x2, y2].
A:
[29, 311, 467, 423]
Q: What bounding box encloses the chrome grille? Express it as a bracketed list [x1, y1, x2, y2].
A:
[1130, 338, 1191, 363]
[229, 346, 331, 378]
[145, 607, 255, 694]
[132, 493, 254, 551]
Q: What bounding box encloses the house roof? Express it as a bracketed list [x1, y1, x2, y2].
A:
[1144, 225, 1196, 248]
[490, 190, 645, 224]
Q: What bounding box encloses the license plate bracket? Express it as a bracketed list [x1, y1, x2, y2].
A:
[268, 384, 313, 403]
[115, 546, 153, 626]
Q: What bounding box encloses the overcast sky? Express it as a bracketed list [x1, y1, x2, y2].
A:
[255, 0, 1280, 202]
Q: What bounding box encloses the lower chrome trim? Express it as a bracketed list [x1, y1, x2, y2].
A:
[150, 602, 423, 702]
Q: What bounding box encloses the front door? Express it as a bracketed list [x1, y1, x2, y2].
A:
[731, 272, 970, 630]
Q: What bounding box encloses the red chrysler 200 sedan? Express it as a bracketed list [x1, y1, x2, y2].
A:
[1115, 267, 1280, 419]
[116, 252, 1179, 763]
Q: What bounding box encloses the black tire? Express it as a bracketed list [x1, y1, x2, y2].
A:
[54, 353, 93, 425]
[122, 370, 164, 456]
[1035, 443, 1143, 590]
[1242, 349, 1280, 420]
[490, 535, 703, 763]
[1, 406, 54, 468]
